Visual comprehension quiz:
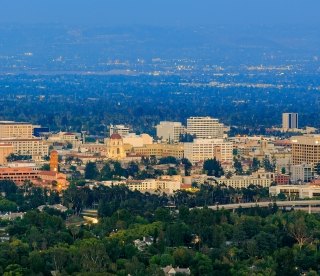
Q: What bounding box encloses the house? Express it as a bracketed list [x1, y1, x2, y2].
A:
[133, 236, 154, 251]
[162, 265, 191, 276]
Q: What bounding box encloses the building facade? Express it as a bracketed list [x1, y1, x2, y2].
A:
[0, 166, 40, 185]
[106, 134, 126, 160]
[214, 170, 275, 189]
[291, 135, 320, 165]
[184, 138, 233, 164]
[109, 124, 130, 137]
[131, 143, 184, 159]
[282, 113, 298, 130]
[0, 144, 14, 165]
[0, 121, 33, 139]
[290, 164, 314, 183]
[156, 121, 186, 143]
[0, 138, 49, 159]
[187, 117, 224, 139]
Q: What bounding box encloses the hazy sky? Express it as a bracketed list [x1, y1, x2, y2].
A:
[1, 0, 319, 27]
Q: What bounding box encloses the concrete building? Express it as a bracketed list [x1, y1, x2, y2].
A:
[291, 164, 314, 183]
[47, 132, 81, 148]
[269, 184, 320, 199]
[0, 121, 33, 139]
[123, 133, 153, 147]
[0, 144, 14, 165]
[187, 117, 224, 139]
[282, 113, 298, 131]
[291, 135, 320, 165]
[131, 143, 184, 159]
[109, 124, 130, 137]
[156, 121, 186, 143]
[184, 138, 233, 164]
[0, 166, 40, 185]
[79, 143, 107, 156]
[213, 169, 275, 189]
[0, 138, 49, 159]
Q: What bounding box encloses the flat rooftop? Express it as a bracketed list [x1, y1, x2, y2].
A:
[0, 121, 31, 125]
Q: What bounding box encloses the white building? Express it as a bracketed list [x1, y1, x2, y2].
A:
[269, 184, 320, 199]
[103, 175, 182, 194]
[109, 124, 130, 137]
[291, 164, 314, 183]
[123, 133, 153, 147]
[156, 121, 186, 143]
[187, 117, 224, 139]
[184, 138, 233, 164]
[213, 170, 275, 189]
[282, 113, 298, 131]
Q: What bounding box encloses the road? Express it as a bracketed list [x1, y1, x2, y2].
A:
[204, 200, 320, 211]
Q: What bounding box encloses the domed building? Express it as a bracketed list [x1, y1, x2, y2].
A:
[106, 133, 126, 160]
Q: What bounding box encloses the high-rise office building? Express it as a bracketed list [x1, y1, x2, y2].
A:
[282, 113, 298, 130]
[187, 117, 224, 139]
[156, 121, 186, 143]
[291, 135, 320, 165]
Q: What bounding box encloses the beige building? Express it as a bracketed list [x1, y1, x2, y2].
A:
[291, 135, 320, 165]
[213, 169, 275, 189]
[0, 121, 34, 139]
[131, 143, 184, 159]
[79, 143, 107, 156]
[106, 134, 126, 160]
[184, 138, 233, 164]
[156, 121, 186, 143]
[0, 138, 49, 159]
[187, 117, 224, 139]
[123, 133, 153, 147]
[47, 132, 82, 148]
[0, 144, 14, 165]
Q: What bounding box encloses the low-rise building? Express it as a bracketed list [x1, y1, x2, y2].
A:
[122, 133, 153, 147]
[291, 164, 314, 183]
[0, 166, 40, 185]
[213, 169, 275, 189]
[269, 184, 320, 199]
[0, 138, 49, 160]
[132, 143, 184, 159]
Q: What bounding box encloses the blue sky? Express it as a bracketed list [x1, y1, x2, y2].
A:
[0, 0, 319, 26]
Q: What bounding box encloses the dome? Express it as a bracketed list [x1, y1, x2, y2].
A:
[110, 133, 122, 139]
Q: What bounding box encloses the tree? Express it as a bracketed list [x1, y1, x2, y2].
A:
[84, 162, 98, 180]
[173, 247, 193, 267]
[0, 198, 17, 212]
[159, 156, 178, 165]
[181, 158, 192, 176]
[233, 158, 243, 175]
[203, 158, 224, 177]
[288, 214, 312, 250]
[251, 157, 260, 172]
